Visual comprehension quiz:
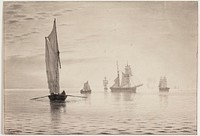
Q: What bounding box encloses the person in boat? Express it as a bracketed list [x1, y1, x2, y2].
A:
[61, 90, 66, 95]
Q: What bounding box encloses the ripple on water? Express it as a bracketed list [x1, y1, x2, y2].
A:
[144, 132, 154, 134]
[165, 125, 173, 128]
[5, 129, 22, 134]
[98, 132, 111, 134]
[135, 130, 142, 133]
[25, 131, 33, 134]
[157, 130, 167, 133]
[181, 126, 190, 129]
[180, 130, 192, 133]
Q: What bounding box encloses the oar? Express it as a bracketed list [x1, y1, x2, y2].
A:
[30, 95, 49, 100]
[67, 95, 87, 98]
[30, 94, 87, 100]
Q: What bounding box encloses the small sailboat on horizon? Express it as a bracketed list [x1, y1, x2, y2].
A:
[159, 76, 170, 92]
[80, 81, 92, 94]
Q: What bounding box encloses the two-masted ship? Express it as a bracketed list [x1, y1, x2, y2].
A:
[80, 81, 92, 94]
[159, 76, 170, 92]
[45, 19, 67, 102]
[103, 77, 108, 90]
[110, 62, 143, 93]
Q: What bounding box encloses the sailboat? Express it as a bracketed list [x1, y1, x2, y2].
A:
[80, 81, 92, 94]
[110, 62, 143, 93]
[159, 76, 170, 92]
[103, 77, 108, 90]
[45, 19, 67, 102]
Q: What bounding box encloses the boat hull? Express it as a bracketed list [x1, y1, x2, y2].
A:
[80, 90, 92, 94]
[159, 87, 170, 92]
[48, 94, 67, 102]
[110, 87, 136, 93]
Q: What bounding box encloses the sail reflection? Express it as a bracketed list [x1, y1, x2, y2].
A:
[122, 92, 135, 101]
[82, 93, 91, 104]
[159, 92, 168, 108]
[50, 102, 66, 123]
[111, 92, 121, 101]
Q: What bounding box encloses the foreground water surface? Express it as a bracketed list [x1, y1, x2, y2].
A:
[4, 89, 196, 135]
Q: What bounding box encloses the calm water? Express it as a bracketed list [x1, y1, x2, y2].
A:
[4, 89, 197, 135]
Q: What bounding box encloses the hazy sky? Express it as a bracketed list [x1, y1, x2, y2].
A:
[4, 1, 197, 89]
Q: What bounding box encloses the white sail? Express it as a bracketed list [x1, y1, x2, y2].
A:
[125, 65, 132, 76]
[121, 65, 132, 87]
[83, 82, 87, 91]
[83, 81, 91, 91]
[159, 76, 168, 88]
[86, 82, 91, 90]
[163, 76, 167, 88]
[103, 77, 108, 87]
[111, 77, 120, 87]
[45, 19, 61, 94]
[121, 72, 131, 87]
[159, 77, 163, 87]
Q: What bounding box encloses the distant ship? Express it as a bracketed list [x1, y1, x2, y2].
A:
[159, 76, 170, 92]
[45, 19, 67, 102]
[80, 81, 92, 94]
[103, 77, 108, 90]
[110, 62, 143, 93]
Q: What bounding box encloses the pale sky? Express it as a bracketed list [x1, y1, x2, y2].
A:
[4, 1, 197, 89]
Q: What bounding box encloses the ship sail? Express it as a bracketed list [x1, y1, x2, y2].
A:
[103, 77, 108, 87]
[159, 76, 168, 88]
[125, 64, 132, 76]
[121, 72, 131, 87]
[45, 19, 61, 94]
[111, 77, 120, 87]
[86, 82, 91, 90]
[163, 76, 167, 88]
[159, 77, 163, 87]
[159, 76, 170, 92]
[83, 81, 91, 91]
[110, 62, 143, 93]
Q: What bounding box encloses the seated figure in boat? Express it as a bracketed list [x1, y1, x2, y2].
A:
[61, 90, 66, 95]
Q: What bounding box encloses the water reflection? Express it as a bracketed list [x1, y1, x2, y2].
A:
[159, 92, 168, 108]
[111, 92, 136, 101]
[111, 92, 121, 101]
[122, 93, 135, 101]
[104, 88, 108, 91]
[104, 91, 109, 98]
[82, 93, 91, 104]
[50, 102, 66, 127]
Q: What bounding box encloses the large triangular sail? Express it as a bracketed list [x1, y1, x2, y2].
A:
[45, 19, 61, 94]
[111, 77, 120, 87]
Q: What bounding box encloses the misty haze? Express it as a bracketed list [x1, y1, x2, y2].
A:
[4, 1, 197, 135]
